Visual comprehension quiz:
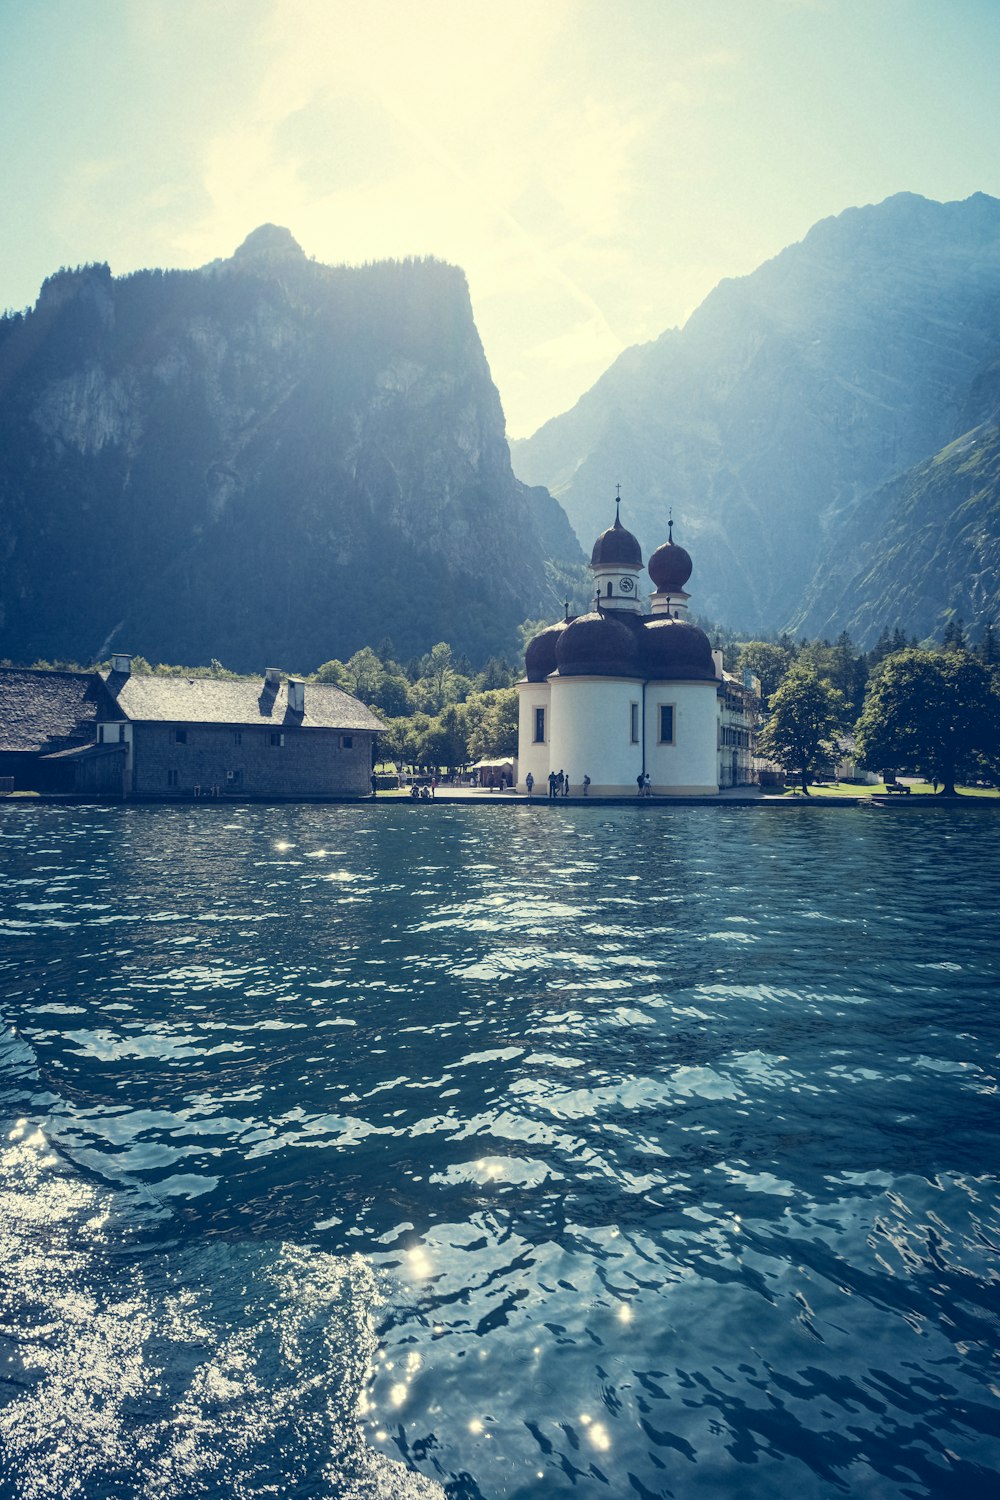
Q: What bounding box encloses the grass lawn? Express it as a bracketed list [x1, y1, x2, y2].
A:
[780, 781, 999, 799]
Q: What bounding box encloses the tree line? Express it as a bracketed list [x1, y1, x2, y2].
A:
[12, 615, 999, 788]
[730, 620, 1000, 795]
[8, 638, 523, 777]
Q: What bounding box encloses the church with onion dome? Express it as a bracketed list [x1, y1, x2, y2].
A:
[517, 496, 734, 796]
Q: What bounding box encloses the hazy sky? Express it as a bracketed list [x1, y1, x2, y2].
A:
[4, 0, 1000, 436]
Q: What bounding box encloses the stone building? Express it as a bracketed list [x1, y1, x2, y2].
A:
[0, 658, 384, 799]
[518, 501, 759, 796]
[0, 668, 107, 792]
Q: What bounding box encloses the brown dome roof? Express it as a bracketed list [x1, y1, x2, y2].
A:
[641, 617, 717, 681]
[591, 513, 642, 568]
[648, 539, 693, 593]
[525, 619, 573, 681]
[556, 611, 642, 678]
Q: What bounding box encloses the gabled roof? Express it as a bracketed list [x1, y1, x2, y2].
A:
[0, 669, 102, 753]
[100, 673, 385, 732]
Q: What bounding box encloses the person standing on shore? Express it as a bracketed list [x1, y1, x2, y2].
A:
[583, 775, 591, 795]
[525, 772, 534, 798]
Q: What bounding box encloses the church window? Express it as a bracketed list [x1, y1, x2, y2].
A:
[533, 706, 546, 743]
[658, 705, 675, 744]
[630, 703, 639, 742]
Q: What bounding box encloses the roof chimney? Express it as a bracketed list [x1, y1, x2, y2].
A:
[264, 667, 281, 688]
[111, 654, 132, 676]
[288, 678, 305, 714]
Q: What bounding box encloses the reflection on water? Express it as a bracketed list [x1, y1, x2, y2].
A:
[0, 1125, 440, 1500]
[1, 803, 999, 1498]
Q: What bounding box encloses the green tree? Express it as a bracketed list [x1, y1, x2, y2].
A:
[425, 642, 455, 706]
[313, 659, 348, 687]
[735, 641, 793, 703]
[377, 716, 414, 770]
[942, 617, 968, 651]
[854, 648, 1000, 795]
[372, 672, 412, 717]
[343, 648, 383, 703]
[476, 656, 515, 691]
[418, 705, 468, 772]
[465, 688, 518, 760]
[758, 664, 847, 795]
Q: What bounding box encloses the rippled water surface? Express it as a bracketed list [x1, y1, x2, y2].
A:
[1, 802, 999, 1499]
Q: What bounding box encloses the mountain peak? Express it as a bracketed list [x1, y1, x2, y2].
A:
[232, 224, 305, 262]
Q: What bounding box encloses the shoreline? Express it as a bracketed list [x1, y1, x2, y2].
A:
[3, 789, 997, 809]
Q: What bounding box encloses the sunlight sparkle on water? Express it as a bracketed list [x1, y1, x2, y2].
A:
[3, 802, 999, 1498]
[407, 1245, 433, 1279]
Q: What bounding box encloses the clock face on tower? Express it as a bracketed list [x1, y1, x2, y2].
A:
[618, 576, 635, 594]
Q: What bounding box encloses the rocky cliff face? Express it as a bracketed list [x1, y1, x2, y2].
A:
[512, 193, 1000, 641]
[790, 409, 1000, 643]
[0, 228, 580, 669]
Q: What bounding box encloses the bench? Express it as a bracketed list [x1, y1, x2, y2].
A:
[883, 782, 911, 794]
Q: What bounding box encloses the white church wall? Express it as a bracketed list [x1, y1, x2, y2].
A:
[516, 682, 551, 790]
[548, 677, 644, 794]
[645, 681, 719, 794]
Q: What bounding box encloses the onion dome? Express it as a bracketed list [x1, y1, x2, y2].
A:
[642, 616, 717, 681]
[555, 611, 642, 678]
[648, 516, 693, 592]
[525, 618, 574, 681]
[591, 500, 643, 568]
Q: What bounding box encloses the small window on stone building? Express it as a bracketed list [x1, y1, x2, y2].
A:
[533, 707, 545, 743]
[172, 728, 187, 744]
[167, 769, 179, 787]
[630, 703, 639, 743]
[233, 731, 242, 745]
[658, 705, 675, 744]
[340, 735, 353, 750]
[270, 732, 284, 747]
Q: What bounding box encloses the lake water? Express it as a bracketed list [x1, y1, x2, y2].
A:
[1, 802, 999, 1499]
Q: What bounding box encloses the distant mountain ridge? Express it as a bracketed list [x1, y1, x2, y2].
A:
[513, 192, 1000, 643]
[791, 411, 1000, 642]
[0, 228, 581, 670]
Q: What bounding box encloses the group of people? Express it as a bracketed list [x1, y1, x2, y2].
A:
[524, 771, 592, 798]
[636, 772, 652, 796]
